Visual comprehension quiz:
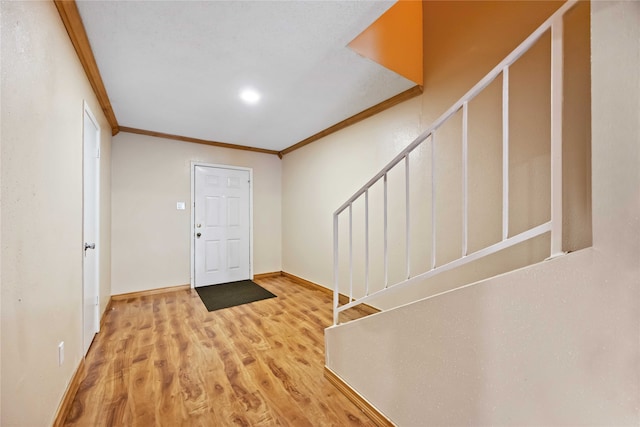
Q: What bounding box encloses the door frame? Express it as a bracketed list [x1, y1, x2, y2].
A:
[190, 162, 253, 288]
[82, 100, 101, 355]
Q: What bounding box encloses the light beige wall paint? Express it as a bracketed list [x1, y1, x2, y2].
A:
[111, 132, 282, 295]
[282, 98, 423, 287]
[282, 1, 591, 310]
[0, 1, 112, 425]
[326, 1, 639, 424]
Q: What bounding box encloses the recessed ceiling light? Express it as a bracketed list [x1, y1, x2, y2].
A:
[239, 88, 261, 105]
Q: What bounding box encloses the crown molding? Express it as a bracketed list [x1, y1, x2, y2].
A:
[54, 0, 120, 135]
[119, 127, 280, 156]
[279, 85, 423, 157]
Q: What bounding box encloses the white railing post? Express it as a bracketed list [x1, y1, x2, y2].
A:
[333, 213, 339, 325]
[462, 102, 469, 257]
[405, 154, 411, 279]
[384, 173, 389, 288]
[431, 132, 437, 270]
[349, 204, 353, 302]
[502, 67, 510, 241]
[365, 189, 369, 296]
[550, 17, 564, 257]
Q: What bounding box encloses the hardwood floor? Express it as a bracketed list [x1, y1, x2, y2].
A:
[64, 276, 377, 426]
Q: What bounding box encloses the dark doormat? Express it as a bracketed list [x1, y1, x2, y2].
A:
[195, 280, 276, 312]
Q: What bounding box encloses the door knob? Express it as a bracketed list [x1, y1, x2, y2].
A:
[196, 224, 202, 228]
[196, 233, 201, 238]
[84, 243, 95, 251]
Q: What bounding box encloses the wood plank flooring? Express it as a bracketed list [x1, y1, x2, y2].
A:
[64, 276, 377, 426]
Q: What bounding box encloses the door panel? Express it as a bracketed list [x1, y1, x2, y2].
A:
[195, 166, 251, 286]
[228, 197, 240, 226]
[227, 239, 240, 269]
[205, 240, 221, 272]
[206, 196, 222, 226]
[83, 105, 100, 355]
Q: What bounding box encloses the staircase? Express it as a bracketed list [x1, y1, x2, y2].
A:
[332, 0, 579, 325]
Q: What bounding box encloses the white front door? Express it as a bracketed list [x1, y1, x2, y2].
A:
[82, 103, 100, 355]
[194, 165, 251, 287]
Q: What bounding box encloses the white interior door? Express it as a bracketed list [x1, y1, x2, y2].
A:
[194, 165, 251, 287]
[82, 103, 100, 355]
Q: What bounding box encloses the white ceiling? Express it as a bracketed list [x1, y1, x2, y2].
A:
[76, 0, 414, 152]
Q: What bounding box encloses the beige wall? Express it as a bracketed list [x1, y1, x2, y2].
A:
[282, 97, 423, 288]
[326, 0, 639, 424]
[0, 1, 112, 425]
[111, 132, 282, 295]
[282, 1, 591, 310]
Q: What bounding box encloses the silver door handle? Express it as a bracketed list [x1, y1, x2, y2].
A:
[84, 243, 95, 251]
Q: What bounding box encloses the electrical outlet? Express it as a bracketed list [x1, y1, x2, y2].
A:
[58, 342, 64, 366]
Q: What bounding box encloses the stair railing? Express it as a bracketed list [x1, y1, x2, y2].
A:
[332, 0, 577, 325]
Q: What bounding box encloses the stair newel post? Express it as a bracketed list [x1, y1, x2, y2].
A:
[333, 212, 339, 326]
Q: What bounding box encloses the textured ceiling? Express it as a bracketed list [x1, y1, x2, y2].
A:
[76, 0, 414, 151]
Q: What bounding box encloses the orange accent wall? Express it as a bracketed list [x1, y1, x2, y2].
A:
[348, 0, 423, 86]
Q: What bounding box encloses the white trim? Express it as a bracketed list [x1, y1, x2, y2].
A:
[190, 161, 254, 288]
[82, 101, 101, 350]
